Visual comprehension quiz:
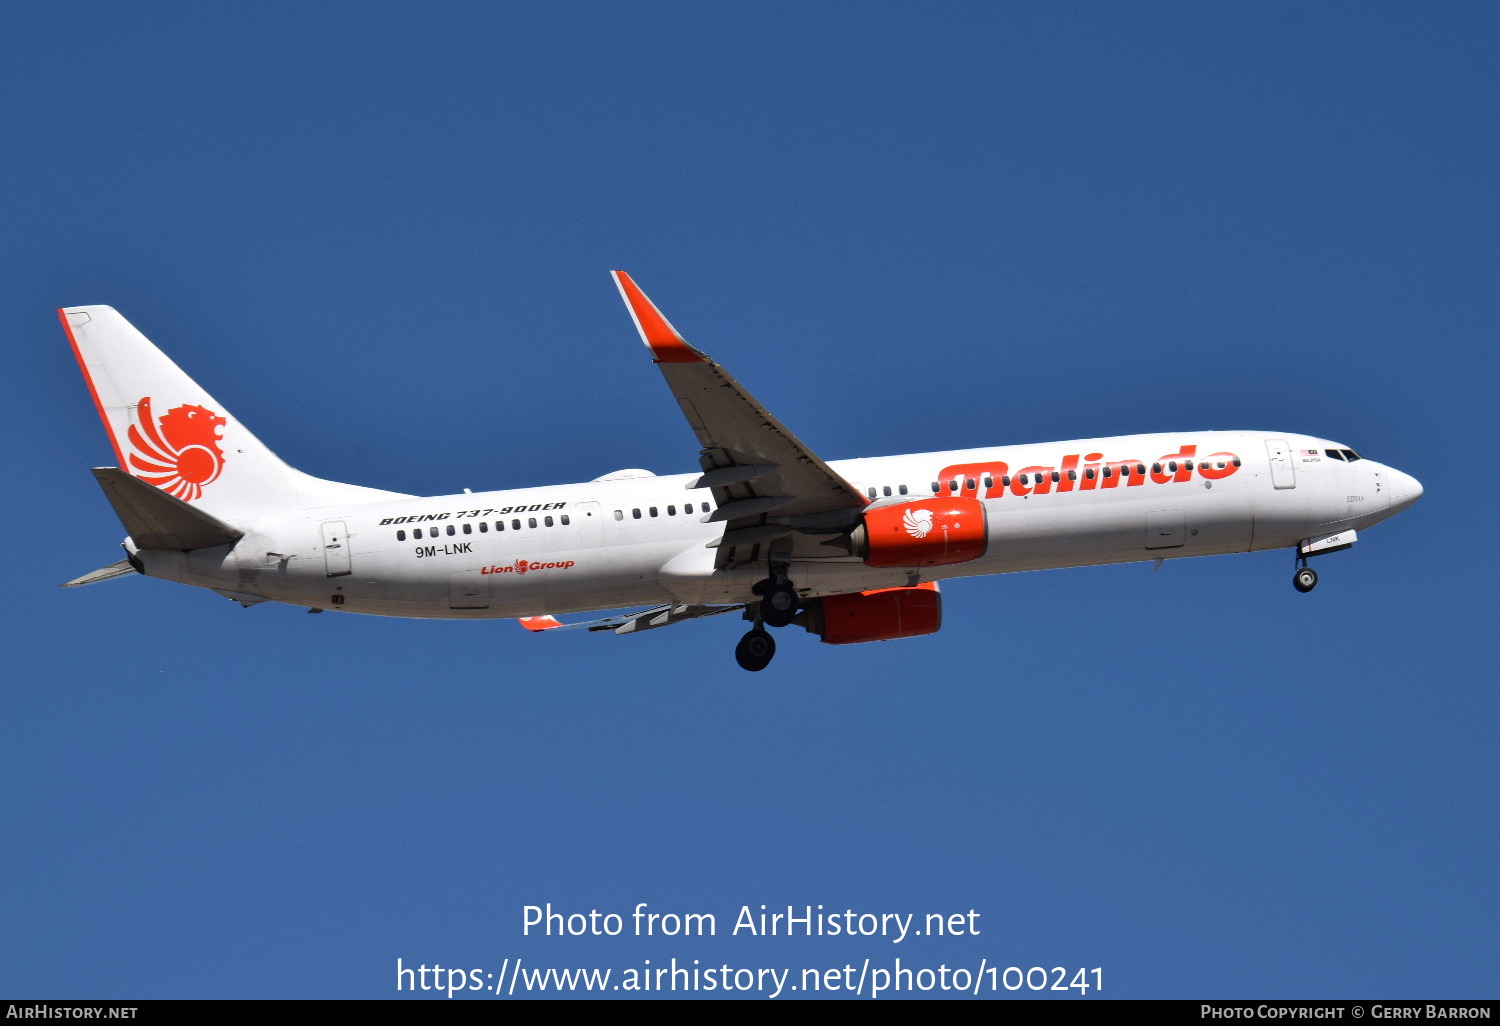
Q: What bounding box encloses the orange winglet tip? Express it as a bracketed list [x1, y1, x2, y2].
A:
[518, 615, 564, 632]
[611, 270, 703, 364]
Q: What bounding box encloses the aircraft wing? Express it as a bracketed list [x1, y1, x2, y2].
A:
[518, 602, 745, 636]
[612, 272, 866, 566]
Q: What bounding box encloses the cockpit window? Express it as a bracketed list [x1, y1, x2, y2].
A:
[1343, 449, 1362, 461]
[1325, 449, 1346, 461]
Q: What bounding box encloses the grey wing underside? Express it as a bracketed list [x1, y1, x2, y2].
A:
[519, 602, 746, 636]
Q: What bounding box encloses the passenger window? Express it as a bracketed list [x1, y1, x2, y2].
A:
[949, 480, 959, 493]
[1002, 475, 1011, 487]
[479, 522, 488, 533]
[446, 525, 456, 536]
[1231, 458, 1242, 467]
[965, 479, 976, 491]
[461, 523, 472, 534]
[867, 487, 877, 499]
[1102, 467, 1112, 479]
[1050, 471, 1060, 483]
[512, 519, 521, 530]
[614, 510, 623, 520]
[1136, 463, 1147, 475]
[981, 477, 991, 489]
[495, 521, 504, 531]
[561, 515, 570, 525]
[632, 509, 641, 519]
[1068, 470, 1077, 480]
[649, 507, 658, 517]
[899, 484, 909, 495]
[1152, 463, 1161, 474]
[1084, 468, 1095, 480]
[1018, 474, 1028, 485]
[397, 530, 406, 541]
[667, 505, 676, 515]
[1168, 462, 1177, 473]
[528, 518, 537, 528]
[544, 516, 554, 527]
[930, 482, 940, 493]
[414, 528, 422, 539]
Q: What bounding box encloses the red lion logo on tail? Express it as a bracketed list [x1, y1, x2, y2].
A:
[127, 396, 227, 501]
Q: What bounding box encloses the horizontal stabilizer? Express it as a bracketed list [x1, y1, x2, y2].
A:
[91, 468, 244, 551]
[60, 558, 138, 588]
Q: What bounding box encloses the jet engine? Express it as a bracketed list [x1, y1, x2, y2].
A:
[843, 497, 988, 568]
[797, 583, 942, 645]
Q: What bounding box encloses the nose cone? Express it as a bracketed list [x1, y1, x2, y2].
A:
[1387, 467, 1423, 513]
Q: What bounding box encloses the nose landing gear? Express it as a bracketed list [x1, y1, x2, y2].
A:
[1292, 551, 1319, 594]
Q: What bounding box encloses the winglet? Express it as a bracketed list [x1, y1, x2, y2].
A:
[517, 615, 564, 632]
[611, 271, 704, 364]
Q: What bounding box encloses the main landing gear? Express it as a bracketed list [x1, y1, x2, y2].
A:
[735, 628, 776, 672]
[735, 566, 799, 671]
[1292, 552, 1319, 593]
[759, 580, 799, 628]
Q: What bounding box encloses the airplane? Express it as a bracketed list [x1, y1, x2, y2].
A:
[59, 272, 1423, 670]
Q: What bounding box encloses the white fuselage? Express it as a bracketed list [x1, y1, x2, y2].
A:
[129, 430, 1419, 619]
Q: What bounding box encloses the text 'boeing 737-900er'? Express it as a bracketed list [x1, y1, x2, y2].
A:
[60, 272, 1423, 670]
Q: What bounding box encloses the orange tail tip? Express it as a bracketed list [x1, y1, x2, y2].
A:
[518, 615, 564, 632]
[610, 270, 704, 364]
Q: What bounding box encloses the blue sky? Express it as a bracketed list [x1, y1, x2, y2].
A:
[2, 1, 1495, 999]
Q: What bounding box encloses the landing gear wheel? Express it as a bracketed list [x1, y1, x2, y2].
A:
[760, 582, 799, 628]
[1293, 567, 1319, 593]
[735, 628, 776, 671]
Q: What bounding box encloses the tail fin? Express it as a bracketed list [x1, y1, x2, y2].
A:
[60, 306, 407, 519]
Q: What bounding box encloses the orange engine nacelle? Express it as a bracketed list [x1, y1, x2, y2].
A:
[850, 497, 988, 568]
[804, 584, 942, 645]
